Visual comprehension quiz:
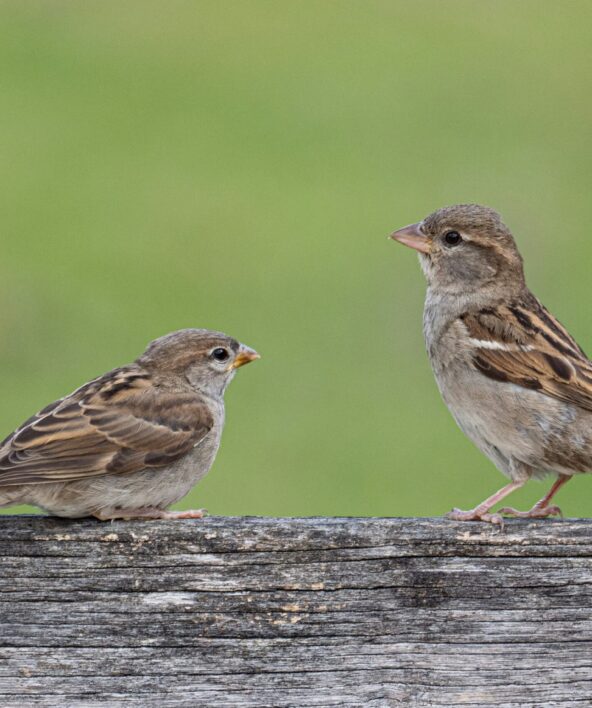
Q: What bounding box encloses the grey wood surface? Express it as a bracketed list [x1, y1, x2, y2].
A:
[1, 515, 591, 707]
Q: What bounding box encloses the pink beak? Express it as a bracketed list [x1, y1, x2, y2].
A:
[390, 222, 431, 254]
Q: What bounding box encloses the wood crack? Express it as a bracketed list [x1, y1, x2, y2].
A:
[1, 515, 590, 706]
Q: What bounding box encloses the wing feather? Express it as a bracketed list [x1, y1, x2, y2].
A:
[0, 365, 213, 486]
[462, 300, 592, 411]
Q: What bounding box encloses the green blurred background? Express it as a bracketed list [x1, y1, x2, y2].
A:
[1, 0, 591, 517]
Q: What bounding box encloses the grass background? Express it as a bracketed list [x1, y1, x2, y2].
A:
[1, 0, 591, 517]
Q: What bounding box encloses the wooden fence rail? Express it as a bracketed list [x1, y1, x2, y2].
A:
[1, 515, 591, 706]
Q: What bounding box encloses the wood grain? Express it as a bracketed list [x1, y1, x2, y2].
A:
[1, 515, 591, 706]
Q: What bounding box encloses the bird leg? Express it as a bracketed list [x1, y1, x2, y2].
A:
[498, 474, 570, 519]
[446, 481, 526, 525]
[93, 507, 208, 521]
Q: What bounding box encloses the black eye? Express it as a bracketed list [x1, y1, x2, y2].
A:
[211, 348, 230, 362]
[444, 230, 462, 246]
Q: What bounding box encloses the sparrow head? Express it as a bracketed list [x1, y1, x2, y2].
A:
[137, 328, 260, 396]
[391, 204, 525, 295]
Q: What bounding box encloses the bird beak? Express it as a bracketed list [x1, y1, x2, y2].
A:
[230, 346, 260, 369]
[389, 222, 431, 254]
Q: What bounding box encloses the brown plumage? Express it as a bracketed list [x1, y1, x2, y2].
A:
[0, 328, 259, 519]
[461, 299, 592, 408]
[391, 204, 592, 524]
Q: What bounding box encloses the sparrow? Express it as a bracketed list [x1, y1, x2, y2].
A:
[0, 328, 259, 520]
[391, 204, 591, 524]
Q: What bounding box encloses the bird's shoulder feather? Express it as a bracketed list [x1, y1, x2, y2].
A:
[459, 297, 592, 410]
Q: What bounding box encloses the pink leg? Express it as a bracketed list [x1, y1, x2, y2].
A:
[499, 474, 570, 519]
[160, 509, 208, 520]
[446, 481, 525, 525]
[93, 507, 207, 521]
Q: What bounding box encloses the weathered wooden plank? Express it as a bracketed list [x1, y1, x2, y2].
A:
[0, 516, 591, 706]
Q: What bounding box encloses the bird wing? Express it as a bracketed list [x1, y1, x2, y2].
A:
[0, 366, 213, 486]
[460, 299, 592, 411]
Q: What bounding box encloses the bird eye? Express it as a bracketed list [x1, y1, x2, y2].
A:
[211, 347, 230, 362]
[444, 230, 462, 246]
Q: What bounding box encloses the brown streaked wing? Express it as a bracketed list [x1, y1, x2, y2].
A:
[0, 366, 213, 486]
[462, 303, 592, 411]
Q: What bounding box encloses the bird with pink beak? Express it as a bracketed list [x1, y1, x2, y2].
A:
[391, 204, 592, 525]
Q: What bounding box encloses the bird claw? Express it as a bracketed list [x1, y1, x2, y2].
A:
[94, 507, 208, 521]
[498, 504, 563, 519]
[446, 508, 505, 527]
[160, 508, 209, 520]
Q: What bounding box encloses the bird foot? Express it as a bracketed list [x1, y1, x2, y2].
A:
[94, 507, 208, 521]
[160, 509, 208, 520]
[498, 504, 563, 519]
[446, 508, 504, 526]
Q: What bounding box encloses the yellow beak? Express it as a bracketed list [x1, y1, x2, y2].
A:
[230, 346, 260, 369]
